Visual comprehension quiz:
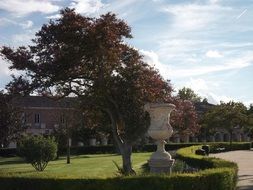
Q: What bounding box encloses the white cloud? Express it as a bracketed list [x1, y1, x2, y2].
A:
[139, 50, 245, 105]
[20, 20, 33, 29]
[140, 49, 253, 80]
[206, 92, 234, 105]
[0, 17, 16, 26]
[11, 30, 35, 46]
[0, 58, 14, 90]
[0, 0, 60, 16]
[163, 3, 232, 31]
[46, 14, 61, 19]
[140, 49, 173, 78]
[156, 38, 209, 61]
[169, 55, 252, 78]
[183, 78, 222, 104]
[185, 78, 209, 92]
[70, 0, 105, 15]
[0, 58, 11, 76]
[140, 49, 160, 67]
[209, 0, 219, 4]
[205, 50, 223, 58]
[244, 100, 253, 107]
[0, 17, 33, 29]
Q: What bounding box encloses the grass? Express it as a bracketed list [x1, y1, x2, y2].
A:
[0, 152, 152, 179]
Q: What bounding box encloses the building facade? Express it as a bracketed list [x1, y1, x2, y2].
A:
[8, 96, 76, 148]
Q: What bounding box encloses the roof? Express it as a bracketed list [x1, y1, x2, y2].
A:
[194, 101, 215, 114]
[12, 96, 77, 108]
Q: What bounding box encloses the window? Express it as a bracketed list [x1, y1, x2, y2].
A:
[60, 114, 65, 124]
[21, 112, 26, 125]
[35, 113, 40, 124]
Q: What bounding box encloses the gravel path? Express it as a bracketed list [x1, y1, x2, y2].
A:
[210, 150, 253, 190]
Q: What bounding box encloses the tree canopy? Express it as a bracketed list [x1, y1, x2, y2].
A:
[178, 87, 202, 102]
[171, 99, 200, 137]
[201, 101, 248, 145]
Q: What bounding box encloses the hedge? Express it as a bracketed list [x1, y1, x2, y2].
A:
[1, 142, 251, 157]
[0, 143, 206, 157]
[0, 170, 236, 190]
[176, 145, 238, 189]
[0, 142, 248, 190]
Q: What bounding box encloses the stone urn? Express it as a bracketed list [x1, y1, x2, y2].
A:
[145, 103, 176, 174]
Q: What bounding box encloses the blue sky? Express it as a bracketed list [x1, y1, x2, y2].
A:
[0, 0, 253, 105]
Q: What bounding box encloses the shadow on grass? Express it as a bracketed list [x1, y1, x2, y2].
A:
[0, 159, 25, 165]
[56, 154, 119, 161]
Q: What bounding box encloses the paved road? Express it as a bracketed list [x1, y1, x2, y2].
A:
[210, 150, 253, 190]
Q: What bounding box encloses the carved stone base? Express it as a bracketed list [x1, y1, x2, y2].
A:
[148, 158, 175, 174]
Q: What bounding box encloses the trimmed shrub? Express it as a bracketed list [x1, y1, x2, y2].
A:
[2, 142, 250, 157]
[19, 135, 57, 171]
[0, 169, 237, 190]
[176, 145, 238, 189]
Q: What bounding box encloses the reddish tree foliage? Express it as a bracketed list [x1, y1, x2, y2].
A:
[171, 99, 200, 137]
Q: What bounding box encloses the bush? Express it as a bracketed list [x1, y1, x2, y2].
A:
[19, 135, 57, 171]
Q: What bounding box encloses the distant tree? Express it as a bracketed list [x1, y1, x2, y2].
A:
[171, 99, 200, 138]
[201, 101, 248, 147]
[72, 107, 112, 145]
[245, 104, 253, 138]
[0, 92, 24, 147]
[178, 87, 202, 102]
[19, 135, 57, 171]
[0, 9, 173, 174]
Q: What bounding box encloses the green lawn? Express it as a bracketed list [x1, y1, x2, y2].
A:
[0, 153, 152, 179]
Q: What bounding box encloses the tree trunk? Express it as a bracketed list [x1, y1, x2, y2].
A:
[67, 137, 70, 164]
[121, 143, 136, 175]
[229, 129, 233, 150]
[113, 129, 135, 175]
[106, 108, 135, 175]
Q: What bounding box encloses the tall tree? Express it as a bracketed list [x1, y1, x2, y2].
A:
[0, 92, 24, 147]
[0, 9, 173, 174]
[178, 87, 201, 102]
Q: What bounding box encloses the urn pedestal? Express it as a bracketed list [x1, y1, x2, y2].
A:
[145, 103, 176, 174]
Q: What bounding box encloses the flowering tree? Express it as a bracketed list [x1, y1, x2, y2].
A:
[171, 99, 200, 139]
